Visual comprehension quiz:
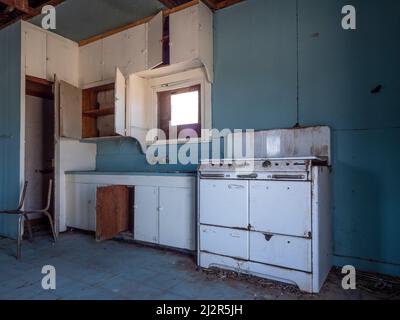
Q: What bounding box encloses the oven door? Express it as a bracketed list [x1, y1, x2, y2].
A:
[200, 179, 248, 229]
[250, 180, 312, 238]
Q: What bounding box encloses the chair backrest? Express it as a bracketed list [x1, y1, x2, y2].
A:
[44, 179, 53, 211]
[17, 181, 28, 211]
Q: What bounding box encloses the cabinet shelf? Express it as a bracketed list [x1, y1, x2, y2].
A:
[83, 106, 115, 118]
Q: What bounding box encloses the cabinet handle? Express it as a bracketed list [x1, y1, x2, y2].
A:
[228, 184, 245, 189]
[237, 174, 258, 179]
[264, 233, 274, 241]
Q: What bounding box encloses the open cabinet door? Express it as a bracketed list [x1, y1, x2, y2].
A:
[59, 81, 82, 140]
[127, 74, 148, 153]
[147, 11, 164, 69]
[96, 186, 129, 242]
[114, 68, 126, 136]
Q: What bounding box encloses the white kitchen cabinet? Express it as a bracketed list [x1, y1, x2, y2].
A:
[159, 187, 195, 250]
[200, 179, 248, 229]
[66, 183, 97, 231]
[147, 11, 164, 69]
[59, 68, 128, 140]
[24, 26, 47, 79]
[102, 24, 147, 81]
[134, 186, 196, 251]
[169, 1, 213, 82]
[250, 181, 312, 238]
[134, 186, 159, 244]
[47, 34, 79, 85]
[79, 40, 103, 86]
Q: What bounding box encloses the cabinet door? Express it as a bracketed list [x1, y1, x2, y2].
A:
[147, 11, 163, 69]
[79, 41, 103, 86]
[159, 187, 195, 250]
[24, 27, 47, 79]
[59, 81, 82, 140]
[103, 25, 147, 80]
[250, 181, 312, 238]
[125, 24, 147, 74]
[126, 73, 148, 152]
[47, 35, 79, 85]
[169, 5, 198, 65]
[102, 32, 125, 81]
[114, 68, 126, 136]
[134, 186, 159, 244]
[200, 179, 248, 228]
[96, 186, 129, 241]
[66, 183, 96, 231]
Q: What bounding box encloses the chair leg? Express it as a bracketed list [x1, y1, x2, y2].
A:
[23, 214, 34, 242]
[17, 216, 23, 260]
[43, 211, 57, 243]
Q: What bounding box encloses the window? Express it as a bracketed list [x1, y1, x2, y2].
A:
[158, 84, 201, 140]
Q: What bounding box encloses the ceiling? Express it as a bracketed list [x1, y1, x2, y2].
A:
[0, 0, 244, 41]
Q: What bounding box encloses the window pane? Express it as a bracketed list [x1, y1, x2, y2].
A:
[170, 91, 199, 126]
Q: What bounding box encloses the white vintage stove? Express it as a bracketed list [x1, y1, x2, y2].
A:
[197, 127, 332, 293]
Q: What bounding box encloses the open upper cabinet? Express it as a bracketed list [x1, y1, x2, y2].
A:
[59, 68, 150, 152]
[79, 2, 213, 88]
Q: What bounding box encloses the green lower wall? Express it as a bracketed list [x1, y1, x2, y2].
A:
[0, 22, 22, 240]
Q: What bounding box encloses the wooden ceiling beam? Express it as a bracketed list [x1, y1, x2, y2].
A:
[216, 0, 245, 10]
[0, 0, 65, 30]
[0, 0, 38, 16]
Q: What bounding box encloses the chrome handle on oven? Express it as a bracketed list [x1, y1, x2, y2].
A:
[237, 173, 258, 179]
[228, 184, 245, 189]
[272, 174, 305, 180]
[200, 173, 225, 178]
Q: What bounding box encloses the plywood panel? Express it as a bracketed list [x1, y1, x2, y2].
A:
[24, 26, 47, 79]
[147, 11, 163, 69]
[59, 81, 82, 140]
[96, 185, 129, 241]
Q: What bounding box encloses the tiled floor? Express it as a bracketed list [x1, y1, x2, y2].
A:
[0, 232, 398, 300]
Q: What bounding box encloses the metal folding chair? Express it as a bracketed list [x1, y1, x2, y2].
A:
[0, 180, 57, 259]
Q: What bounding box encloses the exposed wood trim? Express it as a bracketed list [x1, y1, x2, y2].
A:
[79, 0, 200, 47]
[216, 0, 245, 10]
[26, 75, 53, 86]
[201, 0, 218, 10]
[157, 0, 176, 9]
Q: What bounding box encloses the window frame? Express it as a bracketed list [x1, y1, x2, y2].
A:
[148, 68, 212, 145]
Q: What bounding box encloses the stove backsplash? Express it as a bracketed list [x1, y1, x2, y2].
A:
[226, 126, 331, 164]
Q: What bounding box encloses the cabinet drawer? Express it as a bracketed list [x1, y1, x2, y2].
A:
[200, 179, 248, 228]
[200, 225, 249, 260]
[250, 232, 311, 272]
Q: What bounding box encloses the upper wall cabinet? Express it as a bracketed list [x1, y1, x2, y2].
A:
[24, 25, 47, 79]
[169, 2, 213, 82]
[79, 41, 103, 86]
[23, 22, 79, 86]
[47, 34, 79, 85]
[79, 19, 155, 87]
[102, 23, 147, 81]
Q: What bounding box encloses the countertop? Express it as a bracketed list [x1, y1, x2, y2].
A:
[65, 171, 197, 177]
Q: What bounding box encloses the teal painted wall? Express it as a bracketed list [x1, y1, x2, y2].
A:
[97, 0, 400, 275]
[0, 22, 22, 239]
